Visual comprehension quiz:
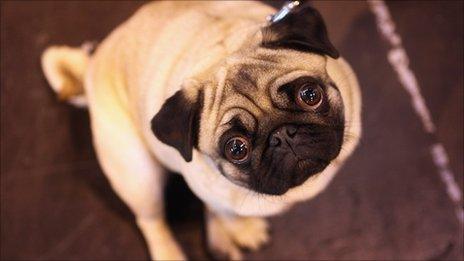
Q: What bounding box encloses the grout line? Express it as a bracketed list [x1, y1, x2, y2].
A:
[368, 0, 463, 225]
[368, 0, 435, 133]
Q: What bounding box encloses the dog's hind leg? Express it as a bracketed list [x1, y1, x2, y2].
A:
[89, 104, 186, 260]
[85, 64, 185, 260]
[41, 44, 93, 108]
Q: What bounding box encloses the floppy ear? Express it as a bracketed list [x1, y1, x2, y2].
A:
[151, 89, 203, 162]
[261, 4, 339, 58]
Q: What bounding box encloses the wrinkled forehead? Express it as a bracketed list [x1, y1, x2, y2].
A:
[200, 48, 343, 146]
[226, 48, 328, 80]
[216, 49, 338, 114]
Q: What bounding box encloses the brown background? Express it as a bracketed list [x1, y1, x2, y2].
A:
[1, 1, 463, 260]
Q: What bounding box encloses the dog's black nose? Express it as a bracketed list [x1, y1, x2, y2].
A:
[269, 125, 298, 147]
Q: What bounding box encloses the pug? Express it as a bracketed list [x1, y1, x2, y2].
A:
[41, 1, 361, 260]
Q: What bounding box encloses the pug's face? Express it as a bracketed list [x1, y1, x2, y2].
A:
[201, 50, 344, 195]
[152, 5, 347, 195]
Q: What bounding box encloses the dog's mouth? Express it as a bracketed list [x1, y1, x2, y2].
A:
[217, 156, 330, 196]
[246, 125, 342, 196]
[247, 156, 330, 196]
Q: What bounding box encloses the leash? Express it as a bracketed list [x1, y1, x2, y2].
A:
[267, 1, 302, 23]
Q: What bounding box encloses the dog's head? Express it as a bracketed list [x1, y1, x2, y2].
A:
[152, 5, 353, 195]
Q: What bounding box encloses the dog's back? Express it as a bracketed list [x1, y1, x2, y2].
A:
[41, 1, 274, 109]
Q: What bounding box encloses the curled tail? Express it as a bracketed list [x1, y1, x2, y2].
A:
[41, 43, 94, 107]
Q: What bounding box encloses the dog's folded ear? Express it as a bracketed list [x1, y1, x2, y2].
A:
[261, 3, 339, 58]
[151, 88, 203, 162]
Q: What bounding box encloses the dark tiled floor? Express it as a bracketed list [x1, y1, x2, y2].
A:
[1, 1, 463, 260]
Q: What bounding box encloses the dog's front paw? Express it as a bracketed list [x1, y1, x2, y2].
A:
[223, 217, 270, 251]
[207, 215, 243, 260]
[206, 213, 270, 260]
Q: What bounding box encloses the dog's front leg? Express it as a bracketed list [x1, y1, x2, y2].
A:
[205, 207, 270, 260]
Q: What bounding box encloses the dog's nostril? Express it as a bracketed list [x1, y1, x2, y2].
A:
[286, 125, 297, 137]
[269, 125, 298, 147]
[269, 136, 281, 147]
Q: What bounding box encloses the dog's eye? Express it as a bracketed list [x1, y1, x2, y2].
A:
[224, 136, 250, 164]
[296, 83, 324, 110]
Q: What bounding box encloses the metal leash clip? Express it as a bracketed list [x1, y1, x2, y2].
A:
[267, 1, 301, 23]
